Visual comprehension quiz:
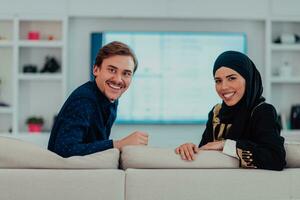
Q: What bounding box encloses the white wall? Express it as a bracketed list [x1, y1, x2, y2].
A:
[111, 124, 205, 148]
[68, 17, 265, 91]
[0, 0, 269, 19]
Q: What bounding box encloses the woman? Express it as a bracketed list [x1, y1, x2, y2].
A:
[175, 51, 286, 170]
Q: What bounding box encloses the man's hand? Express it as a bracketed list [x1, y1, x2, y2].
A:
[175, 143, 199, 161]
[199, 141, 225, 151]
[114, 131, 149, 150]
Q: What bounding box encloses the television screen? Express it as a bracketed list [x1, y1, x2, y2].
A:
[91, 32, 247, 124]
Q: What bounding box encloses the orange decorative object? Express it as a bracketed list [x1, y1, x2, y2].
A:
[48, 35, 54, 40]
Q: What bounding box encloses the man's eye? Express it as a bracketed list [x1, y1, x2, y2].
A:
[124, 72, 132, 77]
[108, 68, 116, 73]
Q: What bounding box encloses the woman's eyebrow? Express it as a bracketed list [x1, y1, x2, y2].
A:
[226, 74, 237, 78]
[214, 74, 237, 80]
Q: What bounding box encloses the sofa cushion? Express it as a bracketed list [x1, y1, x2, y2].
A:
[125, 169, 291, 200]
[0, 169, 125, 200]
[121, 146, 239, 169]
[285, 142, 300, 168]
[0, 136, 119, 169]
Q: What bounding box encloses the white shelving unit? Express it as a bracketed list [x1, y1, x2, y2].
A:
[0, 16, 14, 134]
[266, 17, 300, 133]
[0, 15, 67, 138]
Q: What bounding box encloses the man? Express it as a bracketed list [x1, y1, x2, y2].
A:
[48, 41, 148, 157]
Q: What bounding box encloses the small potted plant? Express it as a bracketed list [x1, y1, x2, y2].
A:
[26, 116, 44, 134]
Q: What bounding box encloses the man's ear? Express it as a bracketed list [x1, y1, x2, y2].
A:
[93, 65, 99, 76]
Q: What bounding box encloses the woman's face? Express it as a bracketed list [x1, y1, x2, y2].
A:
[214, 67, 246, 106]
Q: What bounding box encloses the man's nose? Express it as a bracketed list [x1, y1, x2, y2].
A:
[113, 73, 122, 83]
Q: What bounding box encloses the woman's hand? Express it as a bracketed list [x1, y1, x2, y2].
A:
[199, 141, 225, 151]
[175, 143, 199, 161]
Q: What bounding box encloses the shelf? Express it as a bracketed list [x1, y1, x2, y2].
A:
[0, 132, 13, 136]
[0, 107, 12, 114]
[271, 44, 300, 51]
[18, 40, 63, 48]
[18, 73, 63, 81]
[282, 130, 300, 143]
[0, 133, 50, 148]
[270, 76, 300, 83]
[282, 129, 300, 134]
[19, 132, 50, 135]
[0, 40, 13, 47]
[1, 132, 50, 137]
[271, 17, 300, 22]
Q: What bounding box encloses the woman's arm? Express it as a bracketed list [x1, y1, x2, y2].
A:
[235, 103, 286, 170]
[175, 108, 214, 161]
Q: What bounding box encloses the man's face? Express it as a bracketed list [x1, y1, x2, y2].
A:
[93, 55, 135, 102]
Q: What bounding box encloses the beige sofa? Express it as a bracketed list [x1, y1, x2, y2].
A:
[0, 137, 300, 200]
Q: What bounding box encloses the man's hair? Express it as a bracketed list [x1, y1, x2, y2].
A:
[94, 41, 138, 73]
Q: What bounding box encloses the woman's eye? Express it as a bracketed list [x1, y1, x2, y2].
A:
[215, 79, 221, 84]
[228, 77, 236, 81]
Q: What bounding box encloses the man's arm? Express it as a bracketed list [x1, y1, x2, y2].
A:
[113, 131, 149, 150]
[52, 99, 113, 157]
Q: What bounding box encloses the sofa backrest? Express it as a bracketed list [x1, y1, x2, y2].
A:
[1, 136, 300, 169]
[0, 136, 119, 169]
[121, 146, 239, 169]
[285, 142, 300, 168]
[121, 143, 300, 169]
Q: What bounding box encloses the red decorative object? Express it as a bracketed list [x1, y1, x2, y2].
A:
[28, 124, 42, 134]
[28, 31, 40, 40]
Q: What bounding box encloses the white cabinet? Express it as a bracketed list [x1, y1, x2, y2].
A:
[0, 15, 67, 138]
[266, 18, 300, 131]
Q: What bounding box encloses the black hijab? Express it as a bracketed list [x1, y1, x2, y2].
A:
[212, 51, 265, 139]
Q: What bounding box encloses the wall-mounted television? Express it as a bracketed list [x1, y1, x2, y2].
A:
[91, 32, 247, 124]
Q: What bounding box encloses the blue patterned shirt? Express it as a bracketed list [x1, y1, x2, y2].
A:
[48, 81, 118, 157]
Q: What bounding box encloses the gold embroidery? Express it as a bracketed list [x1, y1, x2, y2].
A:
[226, 124, 232, 134]
[212, 104, 257, 169]
[217, 124, 225, 140]
[213, 124, 218, 140]
[212, 104, 232, 141]
[212, 104, 221, 141]
[212, 104, 221, 124]
[237, 148, 257, 169]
